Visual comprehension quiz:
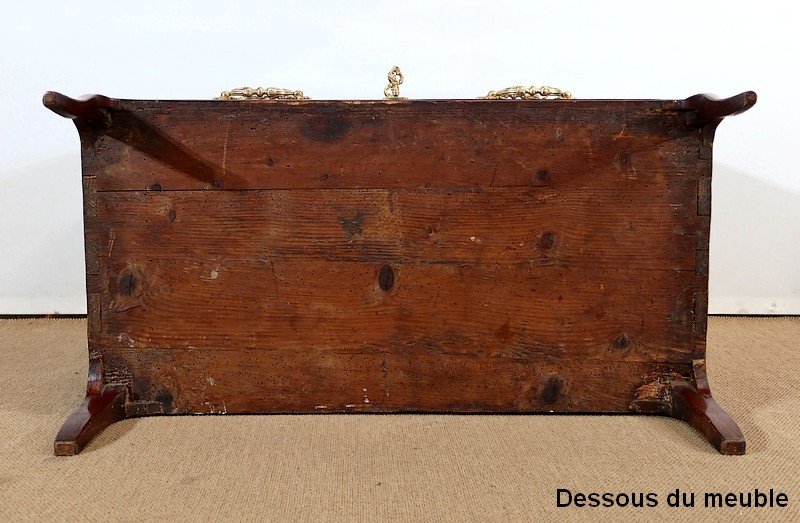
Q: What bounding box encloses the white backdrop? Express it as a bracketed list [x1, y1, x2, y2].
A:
[1, 0, 798, 314]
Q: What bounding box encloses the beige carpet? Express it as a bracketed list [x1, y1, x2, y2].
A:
[0, 317, 797, 521]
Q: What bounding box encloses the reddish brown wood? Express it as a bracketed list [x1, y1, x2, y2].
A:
[95, 259, 696, 362]
[630, 361, 745, 455]
[679, 91, 757, 127]
[96, 185, 700, 269]
[82, 100, 707, 191]
[42, 91, 113, 121]
[109, 347, 691, 414]
[54, 387, 126, 456]
[45, 90, 755, 455]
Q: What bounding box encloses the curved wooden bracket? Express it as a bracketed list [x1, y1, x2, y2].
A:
[54, 386, 128, 456]
[42, 91, 114, 122]
[54, 350, 130, 456]
[630, 361, 744, 455]
[679, 91, 757, 127]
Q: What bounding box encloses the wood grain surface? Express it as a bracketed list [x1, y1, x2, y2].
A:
[94, 184, 699, 269]
[77, 98, 711, 410]
[84, 100, 707, 192]
[43, 90, 758, 454]
[96, 258, 696, 362]
[107, 347, 692, 414]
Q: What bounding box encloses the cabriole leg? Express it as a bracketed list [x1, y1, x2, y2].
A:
[669, 378, 745, 455]
[630, 360, 745, 455]
[54, 387, 127, 456]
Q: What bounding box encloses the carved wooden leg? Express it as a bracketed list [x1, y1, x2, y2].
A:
[54, 387, 127, 456]
[669, 379, 745, 455]
[630, 361, 745, 455]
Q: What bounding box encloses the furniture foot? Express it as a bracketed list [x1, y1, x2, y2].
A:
[630, 361, 745, 455]
[54, 386, 127, 456]
[669, 378, 745, 455]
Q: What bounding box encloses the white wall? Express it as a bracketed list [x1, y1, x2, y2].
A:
[1, 0, 798, 314]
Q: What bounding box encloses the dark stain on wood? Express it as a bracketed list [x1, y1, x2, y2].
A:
[538, 375, 567, 405]
[155, 389, 174, 414]
[378, 265, 395, 291]
[618, 151, 632, 168]
[613, 333, 632, 351]
[131, 377, 153, 401]
[538, 231, 556, 251]
[302, 114, 351, 142]
[118, 271, 137, 296]
[337, 212, 364, 241]
[495, 321, 512, 341]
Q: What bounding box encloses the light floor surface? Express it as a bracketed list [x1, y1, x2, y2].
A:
[0, 317, 797, 521]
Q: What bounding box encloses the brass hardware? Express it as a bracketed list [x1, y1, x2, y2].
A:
[480, 86, 572, 100]
[214, 71, 569, 101]
[216, 87, 309, 100]
[383, 66, 405, 99]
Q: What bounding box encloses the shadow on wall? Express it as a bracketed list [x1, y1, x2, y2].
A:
[0, 153, 87, 314]
[710, 164, 800, 314]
